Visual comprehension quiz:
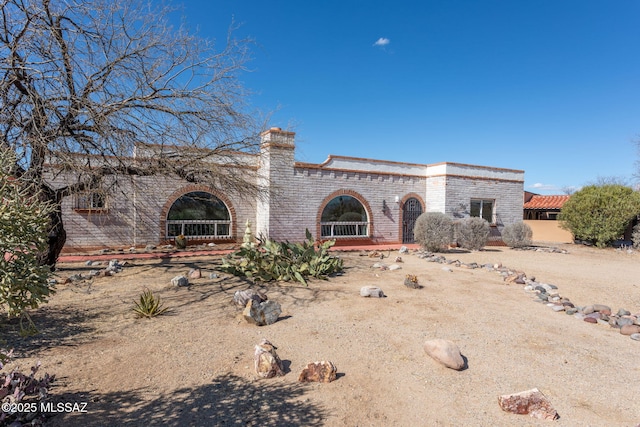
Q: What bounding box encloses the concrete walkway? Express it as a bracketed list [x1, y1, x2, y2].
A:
[57, 243, 421, 263]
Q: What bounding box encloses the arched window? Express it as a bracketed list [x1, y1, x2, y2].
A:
[320, 195, 369, 237]
[166, 191, 231, 239]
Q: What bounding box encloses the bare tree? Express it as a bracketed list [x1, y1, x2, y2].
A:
[1, 0, 265, 268]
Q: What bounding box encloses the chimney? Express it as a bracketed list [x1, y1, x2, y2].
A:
[260, 127, 295, 147]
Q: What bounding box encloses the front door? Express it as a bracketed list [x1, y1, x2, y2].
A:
[402, 197, 422, 243]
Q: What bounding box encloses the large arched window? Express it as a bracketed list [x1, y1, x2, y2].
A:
[166, 191, 231, 239]
[320, 195, 369, 238]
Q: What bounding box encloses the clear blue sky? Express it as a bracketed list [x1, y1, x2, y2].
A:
[177, 0, 640, 194]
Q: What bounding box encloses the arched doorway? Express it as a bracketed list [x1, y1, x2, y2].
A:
[320, 195, 369, 238]
[402, 197, 423, 243]
[166, 191, 231, 239]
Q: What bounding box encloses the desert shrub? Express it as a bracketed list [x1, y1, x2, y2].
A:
[502, 222, 533, 248]
[219, 229, 343, 286]
[0, 149, 55, 333]
[559, 185, 640, 247]
[455, 217, 490, 250]
[414, 212, 454, 252]
[0, 361, 54, 426]
[633, 223, 640, 249]
[133, 289, 169, 318]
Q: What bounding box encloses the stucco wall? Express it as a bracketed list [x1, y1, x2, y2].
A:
[524, 220, 574, 244]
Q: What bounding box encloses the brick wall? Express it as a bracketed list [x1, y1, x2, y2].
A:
[52, 129, 525, 249]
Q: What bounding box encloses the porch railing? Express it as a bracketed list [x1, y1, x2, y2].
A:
[166, 219, 232, 239]
[320, 221, 369, 238]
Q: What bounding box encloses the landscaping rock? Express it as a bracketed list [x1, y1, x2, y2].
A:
[298, 361, 337, 383]
[171, 275, 189, 287]
[619, 324, 640, 336]
[188, 268, 201, 279]
[498, 388, 559, 420]
[388, 264, 402, 271]
[593, 304, 611, 315]
[423, 339, 465, 370]
[617, 308, 631, 317]
[630, 333, 640, 341]
[360, 286, 385, 298]
[234, 289, 267, 307]
[404, 275, 420, 289]
[254, 339, 285, 378]
[243, 300, 281, 326]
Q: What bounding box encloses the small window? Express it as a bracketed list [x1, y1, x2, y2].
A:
[75, 192, 107, 211]
[470, 199, 494, 224]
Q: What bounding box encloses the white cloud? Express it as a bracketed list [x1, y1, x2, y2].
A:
[373, 37, 390, 47]
[529, 183, 558, 191]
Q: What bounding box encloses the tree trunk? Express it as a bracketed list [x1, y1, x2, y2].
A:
[45, 204, 66, 271]
[37, 184, 66, 271]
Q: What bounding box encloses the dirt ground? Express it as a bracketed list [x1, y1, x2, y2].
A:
[4, 243, 640, 426]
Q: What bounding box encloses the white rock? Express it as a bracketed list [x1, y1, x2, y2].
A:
[360, 286, 385, 298]
[423, 339, 465, 370]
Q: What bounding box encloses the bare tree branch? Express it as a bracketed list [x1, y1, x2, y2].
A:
[0, 0, 267, 267]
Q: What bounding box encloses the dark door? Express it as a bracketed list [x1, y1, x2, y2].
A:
[402, 197, 422, 243]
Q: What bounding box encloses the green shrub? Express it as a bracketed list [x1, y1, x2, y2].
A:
[133, 288, 169, 318]
[456, 217, 490, 250]
[0, 149, 55, 332]
[502, 222, 533, 248]
[559, 185, 640, 247]
[219, 229, 343, 286]
[414, 212, 454, 252]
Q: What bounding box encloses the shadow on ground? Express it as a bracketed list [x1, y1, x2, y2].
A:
[1, 306, 99, 357]
[47, 373, 326, 426]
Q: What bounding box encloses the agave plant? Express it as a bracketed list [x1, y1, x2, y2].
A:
[133, 288, 169, 318]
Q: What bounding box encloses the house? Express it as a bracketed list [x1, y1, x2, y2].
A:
[50, 128, 525, 251]
[523, 192, 573, 243]
[523, 192, 571, 220]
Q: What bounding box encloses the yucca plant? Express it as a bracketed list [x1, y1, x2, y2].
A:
[133, 288, 169, 318]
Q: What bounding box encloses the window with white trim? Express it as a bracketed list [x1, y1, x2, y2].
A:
[470, 199, 494, 224]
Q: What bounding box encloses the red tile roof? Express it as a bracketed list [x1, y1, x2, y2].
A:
[523, 195, 570, 210]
